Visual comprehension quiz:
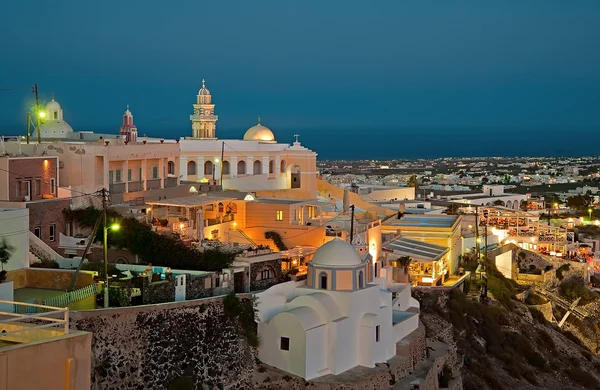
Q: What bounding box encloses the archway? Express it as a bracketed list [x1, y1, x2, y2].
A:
[222, 160, 230, 175]
[204, 160, 213, 175]
[269, 160, 275, 174]
[289, 165, 301, 189]
[187, 161, 197, 175]
[237, 160, 246, 175]
[505, 200, 512, 209]
[253, 160, 262, 175]
[280, 160, 286, 173]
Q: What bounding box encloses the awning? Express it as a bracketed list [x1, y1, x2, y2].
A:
[383, 237, 449, 262]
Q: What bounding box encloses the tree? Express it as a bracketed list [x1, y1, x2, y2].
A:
[0, 238, 14, 271]
[398, 256, 412, 274]
[566, 194, 594, 211]
[520, 200, 529, 211]
[407, 175, 418, 188]
[493, 200, 505, 206]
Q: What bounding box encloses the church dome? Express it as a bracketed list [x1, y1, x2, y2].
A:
[40, 121, 74, 138]
[198, 79, 210, 96]
[311, 238, 363, 267]
[46, 99, 61, 112]
[244, 117, 275, 142]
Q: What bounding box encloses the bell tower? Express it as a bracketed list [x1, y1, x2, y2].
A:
[190, 79, 218, 139]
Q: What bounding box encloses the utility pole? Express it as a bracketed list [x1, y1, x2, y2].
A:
[33, 84, 41, 143]
[26, 112, 30, 144]
[475, 206, 480, 262]
[483, 208, 489, 274]
[349, 205, 355, 243]
[102, 188, 109, 309]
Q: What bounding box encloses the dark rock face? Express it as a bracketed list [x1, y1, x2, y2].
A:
[250, 258, 283, 292]
[142, 280, 175, 305]
[70, 298, 256, 390]
[186, 275, 213, 300]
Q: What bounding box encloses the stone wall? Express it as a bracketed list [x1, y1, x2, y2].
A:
[142, 279, 175, 304]
[69, 295, 256, 390]
[186, 274, 213, 299]
[250, 258, 284, 292]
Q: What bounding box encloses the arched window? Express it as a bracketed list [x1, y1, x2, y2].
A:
[237, 160, 246, 175]
[358, 271, 364, 289]
[167, 161, 175, 175]
[280, 160, 286, 173]
[319, 272, 328, 289]
[204, 160, 213, 175]
[187, 161, 197, 175]
[222, 161, 230, 175]
[53, 111, 58, 120]
[269, 160, 275, 174]
[253, 160, 262, 175]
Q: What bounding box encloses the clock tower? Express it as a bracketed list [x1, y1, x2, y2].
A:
[190, 79, 218, 139]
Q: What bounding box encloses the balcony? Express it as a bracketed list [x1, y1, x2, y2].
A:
[164, 177, 178, 188]
[146, 179, 161, 190]
[128, 181, 144, 192]
[205, 214, 234, 227]
[109, 182, 126, 194]
[189, 114, 218, 121]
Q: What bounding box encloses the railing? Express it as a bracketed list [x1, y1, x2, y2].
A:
[128, 181, 144, 192]
[146, 178, 161, 190]
[43, 284, 98, 308]
[109, 182, 126, 194]
[164, 177, 178, 188]
[14, 298, 37, 314]
[0, 300, 69, 339]
[29, 231, 63, 262]
[206, 214, 235, 226]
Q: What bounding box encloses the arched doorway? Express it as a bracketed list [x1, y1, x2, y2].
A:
[187, 161, 197, 175]
[253, 160, 262, 175]
[289, 165, 301, 189]
[237, 160, 246, 175]
[204, 161, 213, 175]
[222, 161, 230, 175]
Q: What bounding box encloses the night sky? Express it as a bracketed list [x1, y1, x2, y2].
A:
[1, 1, 599, 158]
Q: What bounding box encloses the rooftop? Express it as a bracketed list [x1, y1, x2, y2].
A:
[383, 237, 449, 262]
[146, 195, 234, 208]
[387, 215, 459, 228]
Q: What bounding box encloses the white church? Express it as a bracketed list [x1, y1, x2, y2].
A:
[255, 238, 420, 380]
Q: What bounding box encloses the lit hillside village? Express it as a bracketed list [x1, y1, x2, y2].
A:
[1, 82, 600, 390]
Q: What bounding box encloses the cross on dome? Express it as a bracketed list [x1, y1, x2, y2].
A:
[257, 115, 261, 124]
[294, 134, 300, 143]
[126, 104, 130, 111]
[202, 79, 206, 88]
[51, 93, 55, 101]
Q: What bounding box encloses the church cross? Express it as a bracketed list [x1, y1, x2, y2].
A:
[202, 79, 206, 88]
[257, 115, 261, 124]
[294, 134, 300, 143]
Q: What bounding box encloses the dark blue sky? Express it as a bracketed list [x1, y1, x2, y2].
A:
[1, 1, 599, 158]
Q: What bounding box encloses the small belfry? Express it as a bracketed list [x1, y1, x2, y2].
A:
[120, 104, 138, 143]
[190, 79, 218, 139]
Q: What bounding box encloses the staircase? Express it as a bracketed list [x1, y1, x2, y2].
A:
[229, 229, 258, 246]
[28, 231, 64, 264]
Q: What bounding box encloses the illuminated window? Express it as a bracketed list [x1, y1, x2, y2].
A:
[276, 210, 283, 221]
[280, 337, 290, 351]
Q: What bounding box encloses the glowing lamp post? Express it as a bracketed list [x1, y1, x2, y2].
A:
[103, 222, 120, 308]
[588, 208, 593, 222]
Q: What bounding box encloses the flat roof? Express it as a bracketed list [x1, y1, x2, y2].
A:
[383, 237, 449, 262]
[389, 215, 459, 228]
[146, 195, 234, 208]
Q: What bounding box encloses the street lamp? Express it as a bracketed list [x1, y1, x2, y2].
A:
[103, 222, 120, 308]
[588, 208, 593, 222]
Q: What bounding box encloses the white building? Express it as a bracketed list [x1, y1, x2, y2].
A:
[0, 208, 29, 271]
[255, 238, 419, 380]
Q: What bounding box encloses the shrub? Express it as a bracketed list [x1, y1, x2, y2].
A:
[264, 231, 287, 251]
[556, 263, 570, 280]
[30, 259, 60, 269]
[223, 291, 259, 348]
[560, 279, 599, 304]
[438, 364, 453, 388]
[525, 293, 547, 306]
